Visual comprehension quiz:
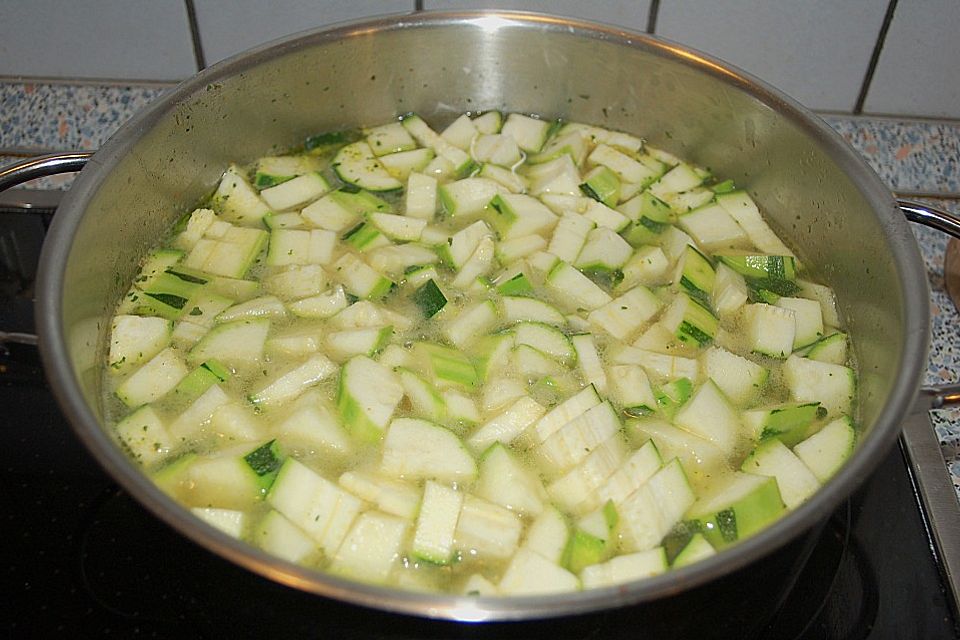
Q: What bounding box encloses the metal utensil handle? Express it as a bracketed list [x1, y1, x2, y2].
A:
[0, 152, 92, 359]
[0, 151, 92, 192]
[900, 199, 960, 409]
[900, 198, 960, 239]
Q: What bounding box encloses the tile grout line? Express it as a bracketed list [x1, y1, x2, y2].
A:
[646, 0, 660, 34]
[854, 0, 898, 115]
[184, 0, 207, 73]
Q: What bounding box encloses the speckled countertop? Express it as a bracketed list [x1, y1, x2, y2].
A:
[2, 80, 960, 498]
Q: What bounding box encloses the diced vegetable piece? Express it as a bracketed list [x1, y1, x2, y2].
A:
[572, 334, 608, 395]
[715, 191, 793, 256]
[672, 533, 716, 568]
[412, 481, 464, 564]
[538, 401, 622, 473]
[455, 494, 523, 559]
[467, 396, 546, 454]
[548, 436, 628, 513]
[115, 405, 173, 465]
[192, 508, 247, 538]
[742, 303, 796, 358]
[742, 402, 821, 446]
[213, 164, 270, 225]
[501, 113, 552, 152]
[267, 458, 363, 554]
[776, 296, 824, 349]
[254, 510, 317, 564]
[498, 549, 580, 595]
[336, 354, 403, 442]
[782, 355, 855, 419]
[588, 285, 661, 341]
[116, 347, 189, 407]
[804, 332, 849, 365]
[108, 315, 172, 374]
[188, 318, 270, 370]
[250, 354, 337, 408]
[741, 438, 820, 509]
[793, 416, 856, 482]
[382, 418, 477, 483]
[339, 471, 421, 520]
[489, 194, 558, 240]
[330, 511, 409, 583]
[333, 140, 403, 191]
[259, 172, 330, 211]
[678, 202, 750, 252]
[545, 261, 612, 312]
[366, 121, 417, 156]
[580, 547, 668, 589]
[686, 472, 785, 549]
[476, 442, 546, 515]
[673, 380, 741, 455]
[618, 459, 694, 552]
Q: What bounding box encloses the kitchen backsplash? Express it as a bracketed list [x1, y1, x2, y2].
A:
[0, 0, 957, 119]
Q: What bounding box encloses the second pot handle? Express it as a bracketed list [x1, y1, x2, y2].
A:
[899, 198, 960, 239]
[899, 198, 960, 409]
[0, 151, 93, 192]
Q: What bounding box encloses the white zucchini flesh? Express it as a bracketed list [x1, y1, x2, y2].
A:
[333, 140, 403, 191]
[548, 435, 629, 514]
[617, 460, 694, 553]
[537, 401, 622, 473]
[337, 354, 403, 442]
[793, 416, 856, 482]
[522, 506, 569, 565]
[530, 384, 602, 444]
[168, 385, 231, 441]
[339, 471, 421, 520]
[580, 547, 668, 589]
[412, 481, 464, 564]
[116, 347, 190, 407]
[267, 458, 363, 554]
[454, 494, 523, 559]
[742, 438, 820, 509]
[254, 510, 318, 564]
[382, 418, 478, 483]
[595, 440, 663, 506]
[673, 380, 741, 455]
[192, 507, 248, 539]
[276, 398, 352, 457]
[108, 315, 172, 374]
[259, 172, 330, 211]
[115, 405, 174, 465]
[782, 355, 855, 419]
[249, 354, 337, 408]
[330, 511, 409, 583]
[467, 396, 546, 454]
[498, 549, 580, 595]
[476, 443, 546, 516]
[572, 334, 608, 396]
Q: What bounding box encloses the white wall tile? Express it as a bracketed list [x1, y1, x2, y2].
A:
[422, 0, 652, 31]
[862, 0, 960, 119]
[0, 0, 196, 81]
[194, 0, 415, 66]
[655, 0, 889, 113]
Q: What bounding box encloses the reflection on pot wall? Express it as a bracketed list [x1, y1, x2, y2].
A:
[0, 0, 957, 119]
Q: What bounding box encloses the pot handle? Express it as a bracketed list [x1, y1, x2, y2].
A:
[0, 151, 93, 192]
[0, 153, 92, 365]
[898, 198, 960, 408]
[899, 198, 960, 239]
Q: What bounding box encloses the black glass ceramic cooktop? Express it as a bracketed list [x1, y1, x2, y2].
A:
[1, 206, 957, 639]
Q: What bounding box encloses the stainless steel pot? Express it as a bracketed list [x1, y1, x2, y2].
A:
[1, 10, 948, 622]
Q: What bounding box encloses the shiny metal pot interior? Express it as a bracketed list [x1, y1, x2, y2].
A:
[36, 11, 929, 621]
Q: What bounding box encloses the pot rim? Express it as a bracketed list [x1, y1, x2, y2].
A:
[35, 9, 930, 621]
